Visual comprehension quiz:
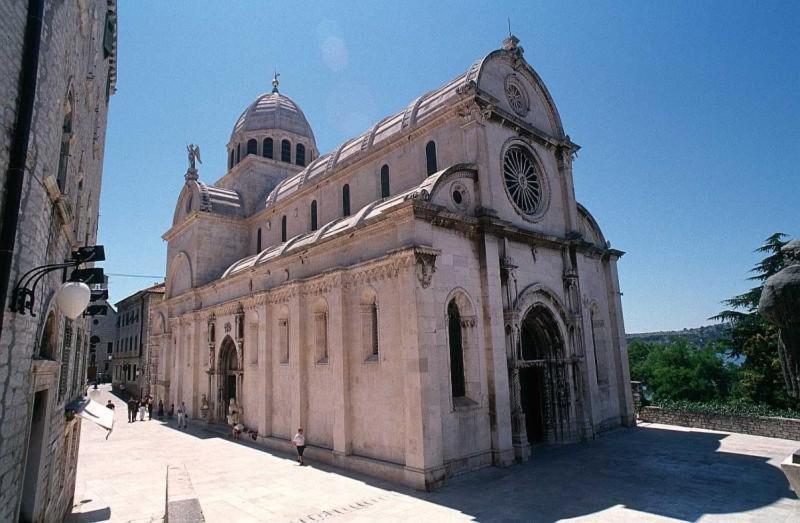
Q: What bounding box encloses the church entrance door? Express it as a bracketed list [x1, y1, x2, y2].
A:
[517, 304, 569, 445]
[218, 336, 239, 421]
[519, 366, 545, 444]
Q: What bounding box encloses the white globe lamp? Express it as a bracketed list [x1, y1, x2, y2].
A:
[56, 281, 91, 319]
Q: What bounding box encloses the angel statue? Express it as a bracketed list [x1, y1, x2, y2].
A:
[187, 143, 202, 170]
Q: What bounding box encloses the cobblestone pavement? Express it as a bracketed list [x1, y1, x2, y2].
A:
[69, 386, 799, 522]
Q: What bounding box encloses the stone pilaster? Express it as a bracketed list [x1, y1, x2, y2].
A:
[330, 283, 351, 455]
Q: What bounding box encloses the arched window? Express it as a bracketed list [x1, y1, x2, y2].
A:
[425, 140, 437, 175]
[296, 143, 306, 166]
[236, 143, 241, 164]
[256, 228, 262, 253]
[281, 215, 287, 242]
[246, 139, 257, 156]
[38, 312, 57, 360]
[448, 300, 466, 398]
[342, 184, 351, 216]
[281, 139, 291, 162]
[380, 164, 390, 198]
[310, 200, 318, 231]
[361, 292, 379, 361]
[228, 150, 234, 169]
[56, 93, 74, 192]
[370, 303, 379, 358]
[263, 138, 273, 159]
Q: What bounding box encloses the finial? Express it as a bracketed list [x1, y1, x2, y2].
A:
[272, 70, 280, 94]
[508, 17, 512, 37]
[502, 31, 522, 55]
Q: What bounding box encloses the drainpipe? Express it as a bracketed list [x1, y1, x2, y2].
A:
[0, 0, 45, 341]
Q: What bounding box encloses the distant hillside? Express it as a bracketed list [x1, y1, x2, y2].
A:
[626, 323, 731, 347]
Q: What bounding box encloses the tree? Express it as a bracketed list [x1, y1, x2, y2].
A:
[628, 339, 734, 402]
[711, 233, 795, 407]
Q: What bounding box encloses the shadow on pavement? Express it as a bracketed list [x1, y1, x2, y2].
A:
[150, 411, 798, 522]
[418, 425, 796, 522]
[67, 506, 111, 522]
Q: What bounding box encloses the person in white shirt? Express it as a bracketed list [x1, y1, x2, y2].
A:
[177, 401, 187, 429]
[291, 428, 306, 465]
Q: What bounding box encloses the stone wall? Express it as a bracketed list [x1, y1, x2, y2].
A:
[0, 1, 116, 521]
[639, 406, 800, 441]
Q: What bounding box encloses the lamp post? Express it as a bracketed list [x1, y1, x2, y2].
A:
[9, 245, 104, 317]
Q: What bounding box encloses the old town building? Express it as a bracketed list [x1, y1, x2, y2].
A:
[88, 298, 116, 381]
[111, 283, 164, 398]
[0, 1, 117, 520]
[153, 36, 634, 490]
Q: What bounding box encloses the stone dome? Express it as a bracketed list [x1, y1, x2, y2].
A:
[231, 91, 316, 145]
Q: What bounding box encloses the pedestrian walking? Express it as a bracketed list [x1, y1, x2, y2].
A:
[291, 428, 306, 466]
[157, 399, 164, 419]
[127, 397, 138, 423]
[105, 400, 115, 410]
[177, 401, 188, 429]
[147, 396, 154, 420]
[138, 400, 146, 421]
[168, 403, 174, 418]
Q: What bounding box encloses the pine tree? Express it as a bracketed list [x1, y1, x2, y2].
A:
[711, 233, 794, 406]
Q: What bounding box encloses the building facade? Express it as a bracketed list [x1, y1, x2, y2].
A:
[154, 37, 634, 490]
[0, 1, 117, 520]
[88, 298, 117, 382]
[111, 283, 164, 399]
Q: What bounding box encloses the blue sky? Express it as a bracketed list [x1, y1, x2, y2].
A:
[99, 1, 799, 333]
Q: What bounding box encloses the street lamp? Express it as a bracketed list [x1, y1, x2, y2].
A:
[9, 245, 105, 317]
[54, 281, 91, 319]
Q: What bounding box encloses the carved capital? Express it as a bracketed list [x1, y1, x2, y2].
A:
[460, 315, 477, 328]
[457, 101, 492, 127]
[414, 247, 439, 289]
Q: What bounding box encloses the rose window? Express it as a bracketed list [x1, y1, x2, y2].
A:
[503, 146, 542, 216]
[504, 75, 529, 116]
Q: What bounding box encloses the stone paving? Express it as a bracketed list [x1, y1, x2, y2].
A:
[69, 385, 799, 522]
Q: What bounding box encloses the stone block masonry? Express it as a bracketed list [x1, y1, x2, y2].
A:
[0, 1, 117, 521]
[639, 406, 800, 441]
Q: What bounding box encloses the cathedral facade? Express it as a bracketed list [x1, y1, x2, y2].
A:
[153, 37, 635, 490]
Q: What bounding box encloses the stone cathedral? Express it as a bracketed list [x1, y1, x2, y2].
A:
[153, 36, 635, 490]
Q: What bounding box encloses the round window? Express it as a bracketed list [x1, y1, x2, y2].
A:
[450, 181, 470, 211]
[504, 75, 530, 117]
[503, 145, 543, 216]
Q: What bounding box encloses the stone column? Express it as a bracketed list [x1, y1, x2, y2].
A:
[330, 280, 351, 456]
[191, 318, 201, 417]
[478, 236, 515, 466]
[509, 365, 530, 461]
[604, 255, 635, 426]
[289, 289, 306, 433]
[402, 264, 439, 490]
[259, 301, 272, 437]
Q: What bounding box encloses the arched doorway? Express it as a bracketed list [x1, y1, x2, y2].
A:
[518, 304, 567, 445]
[218, 336, 239, 420]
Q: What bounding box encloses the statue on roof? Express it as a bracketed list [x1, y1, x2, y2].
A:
[272, 71, 280, 94]
[187, 143, 202, 171]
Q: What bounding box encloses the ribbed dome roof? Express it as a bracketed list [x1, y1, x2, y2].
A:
[231, 91, 315, 144]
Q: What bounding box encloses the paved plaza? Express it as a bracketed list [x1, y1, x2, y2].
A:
[68, 386, 799, 522]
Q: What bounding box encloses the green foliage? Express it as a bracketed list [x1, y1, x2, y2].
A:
[708, 233, 798, 408]
[652, 398, 800, 420]
[628, 339, 735, 402]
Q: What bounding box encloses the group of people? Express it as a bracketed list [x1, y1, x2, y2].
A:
[122, 395, 155, 422]
[104, 395, 188, 428]
[103, 394, 306, 464]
